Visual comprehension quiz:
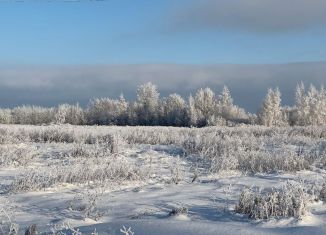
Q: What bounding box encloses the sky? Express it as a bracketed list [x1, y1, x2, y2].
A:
[0, 0, 326, 111]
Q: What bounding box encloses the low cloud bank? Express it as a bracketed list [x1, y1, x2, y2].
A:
[0, 62, 325, 112]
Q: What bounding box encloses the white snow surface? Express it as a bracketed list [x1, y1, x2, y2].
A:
[0, 126, 326, 235]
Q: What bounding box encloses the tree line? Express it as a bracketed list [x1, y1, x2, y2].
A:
[0, 82, 325, 127]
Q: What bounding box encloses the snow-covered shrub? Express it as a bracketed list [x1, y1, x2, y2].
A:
[1, 124, 326, 175]
[65, 137, 123, 159]
[121, 126, 189, 146]
[169, 157, 185, 184]
[63, 143, 113, 160]
[50, 223, 133, 235]
[168, 206, 188, 216]
[120, 226, 134, 235]
[0, 145, 38, 167]
[181, 126, 324, 174]
[96, 134, 124, 154]
[68, 189, 104, 221]
[28, 127, 77, 143]
[50, 221, 98, 235]
[235, 181, 312, 219]
[10, 154, 143, 192]
[0, 127, 30, 144]
[237, 149, 312, 174]
[0, 199, 19, 235]
[26, 126, 125, 154]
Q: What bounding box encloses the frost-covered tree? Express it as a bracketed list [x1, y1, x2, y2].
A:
[67, 103, 85, 125]
[186, 86, 248, 126]
[135, 82, 160, 125]
[318, 86, 326, 125]
[117, 94, 129, 125]
[295, 83, 326, 126]
[258, 88, 285, 126]
[1, 82, 325, 127]
[259, 89, 273, 126]
[216, 86, 248, 122]
[55, 105, 67, 124]
[272, 88, 285, 126]
[306, 85, 326, 125]
[11, 106, 54, 125]
[218, 86, 233, 119]
[0, 109, 12, 124]
[187, 95, 198, 127]
[162, 94, 188, 126]
[294, 82, 308, 125]
[55, 103, 85, 125]
[193, 88, 217, 126]
[86, 98, 122, 125]
[219, 86, 233, 107]
[281, 106, 296, 126]
[126, 102, 138, 126]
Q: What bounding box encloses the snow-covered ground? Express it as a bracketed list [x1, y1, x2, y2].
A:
[0, 124, 326, 235]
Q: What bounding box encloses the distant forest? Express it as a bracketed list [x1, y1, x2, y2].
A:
[0, 82, 325, 127]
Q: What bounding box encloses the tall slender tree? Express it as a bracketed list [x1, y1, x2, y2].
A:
[135, 82, 160, 125]
[258, 88, 284, 126]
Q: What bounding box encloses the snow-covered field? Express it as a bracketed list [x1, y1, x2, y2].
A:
[1, 124, 326, 235]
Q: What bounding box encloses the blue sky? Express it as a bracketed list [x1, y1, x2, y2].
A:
[0, 0, 326, 110]
[1, 0, 326, 65]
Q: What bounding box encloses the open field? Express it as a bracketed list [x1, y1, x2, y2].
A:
[1, 124, 326, 235]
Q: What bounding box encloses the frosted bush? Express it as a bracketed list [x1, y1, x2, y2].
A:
[169, 157, 185, 184]
[0, 199, 19, 235]
[50, 222, 132, 235]
[235, 181, 312, 219]
[10, 154, 143, 192]
[120, 226, 134, 235]
[29, 127, 77, 143]
[168, 206, 188, 216]
[120, 126, 189, 146]
[28, 127, 124, 154]
[63, 143, 111, 159]
[0, 127, 30, 144]
[182, 127, 324, 174]
[0, 145, 38, 167]
[50, 222, 98, 235]
[1, 124, 326, 175]
[97, 134, 124, 154]
[68, 189, 104, 221]
[237, 150, 311, 174]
